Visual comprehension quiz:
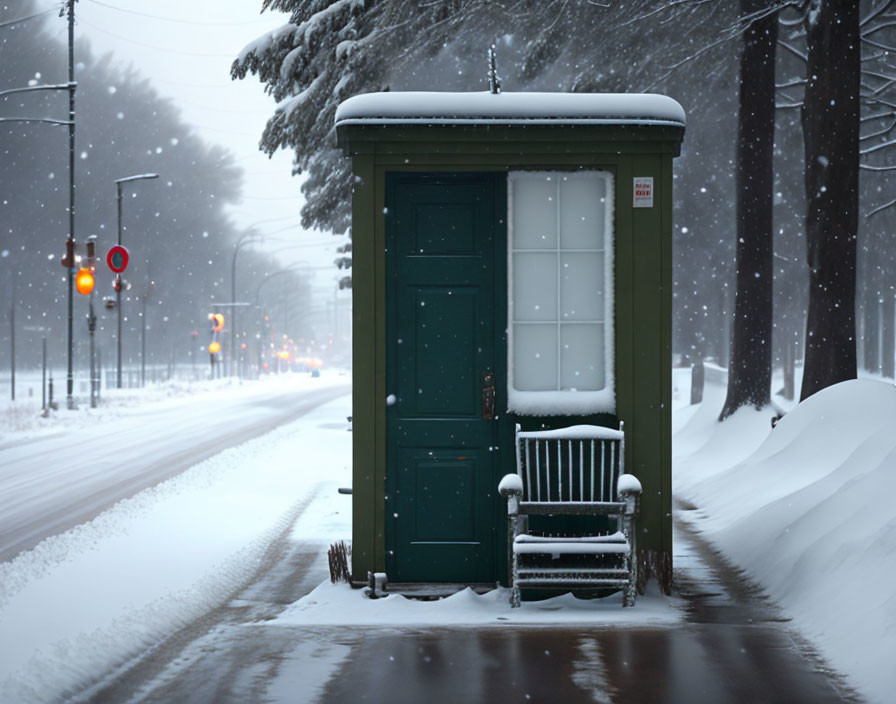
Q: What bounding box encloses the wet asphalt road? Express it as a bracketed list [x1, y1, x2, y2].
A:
[0, 382, 350, 562]
[81, 511, 859, 704]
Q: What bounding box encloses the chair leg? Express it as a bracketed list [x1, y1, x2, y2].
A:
[510, 551, 521, 608]
[623, 578, 635, 607]
[623, 548, 637, 607]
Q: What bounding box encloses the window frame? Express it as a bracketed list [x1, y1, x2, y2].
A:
[506, 169, 616, 416]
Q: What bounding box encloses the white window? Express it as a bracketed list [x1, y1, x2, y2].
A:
[507, 171, 615, 415]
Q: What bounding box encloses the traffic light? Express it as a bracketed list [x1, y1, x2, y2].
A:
[211, 313, 225, 332]
[85, 236, 97, 272]
[209, 341, 221, 355]
[75, 267, 95, 295]
[113, 276, 122, 292]
[60, 238, 75, 269]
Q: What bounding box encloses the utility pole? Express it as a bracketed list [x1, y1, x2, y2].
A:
[42, 337, 47, 412]
[141, 288, 148, 387]
[231, 233, 262, 379]
[9, 276, 15, 402]
[65, 0, 77, 410]
[114, 173, 158, 388]
[87, 236, 97, 408]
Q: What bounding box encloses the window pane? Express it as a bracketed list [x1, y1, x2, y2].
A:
[560, 253, 604, 321]
[512, 174, 557, 249]
[513, 324, 558, 391]
[513, 252, 557, 321]
[560, 324, 605, 391]
[560, 173, 605, 250]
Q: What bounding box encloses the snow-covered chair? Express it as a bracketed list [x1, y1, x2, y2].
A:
[498, 423, 641, 607]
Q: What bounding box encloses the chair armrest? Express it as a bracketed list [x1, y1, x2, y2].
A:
[617, 474, 641, 515]
[498, 473, 523, 515]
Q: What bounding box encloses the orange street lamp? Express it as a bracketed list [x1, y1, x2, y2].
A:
[209, 341, 221, 355]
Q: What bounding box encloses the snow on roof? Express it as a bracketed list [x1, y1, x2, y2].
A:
[335, 91, 686, 127]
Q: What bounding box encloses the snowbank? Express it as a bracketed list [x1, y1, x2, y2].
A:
[675, 378, 896, 704]
[0, 370, 349, 440]
[273, 581, 679, 628]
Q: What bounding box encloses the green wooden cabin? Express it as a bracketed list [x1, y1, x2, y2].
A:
[336, 91, 685, 592]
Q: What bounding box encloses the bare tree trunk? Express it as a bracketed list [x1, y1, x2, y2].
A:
[861, 289, 878, 373]
[883, 294, 895, 379]
[720, 0, 777, 420]
[799, 0, 859, 401]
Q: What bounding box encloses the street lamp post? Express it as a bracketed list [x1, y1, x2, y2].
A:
[231, 232, 263, 379]
[86, 236, 98, 408]
[140, 274, 155, 388]
[115, 173, 158, 389]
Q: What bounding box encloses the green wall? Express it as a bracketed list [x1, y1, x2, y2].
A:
[341, 124, 683, 586]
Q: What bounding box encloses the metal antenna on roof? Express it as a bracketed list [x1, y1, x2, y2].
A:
[488, 44, 502, 95]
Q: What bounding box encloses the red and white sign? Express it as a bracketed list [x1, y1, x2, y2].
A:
[633, 177, 654, 208]
[106, 245, 130, 273]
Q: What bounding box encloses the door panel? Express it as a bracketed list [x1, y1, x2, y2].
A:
[386, 173, 499, 583]
[406, 286, 478, 416]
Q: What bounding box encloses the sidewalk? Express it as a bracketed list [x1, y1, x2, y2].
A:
[83, 508, 857, 704]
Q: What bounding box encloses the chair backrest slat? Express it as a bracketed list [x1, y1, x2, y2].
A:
[535, 441, 541, 501]
[545, 440, 563, 501]
[515, 423, 624, 504]
[600, 442, 606, 501]
[579, 440, 584, 502]
[525, 439, 534, 502]
[590, 439, 596, 501]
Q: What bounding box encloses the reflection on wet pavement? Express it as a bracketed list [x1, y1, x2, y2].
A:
[85, 512, 860, 704]
[303, 517, 856, 704]
[306, 623, 851, 704]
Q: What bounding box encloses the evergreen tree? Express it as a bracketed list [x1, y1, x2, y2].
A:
[0, 3, 256, 368]
[234, 1, 738, 298]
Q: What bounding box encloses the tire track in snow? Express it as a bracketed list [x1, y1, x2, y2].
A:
[0, 384, 349, 562]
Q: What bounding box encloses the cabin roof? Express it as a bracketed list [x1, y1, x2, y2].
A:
[335, 91, 686, 128]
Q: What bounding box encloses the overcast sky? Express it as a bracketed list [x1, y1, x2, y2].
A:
[47, 0, 349, 297]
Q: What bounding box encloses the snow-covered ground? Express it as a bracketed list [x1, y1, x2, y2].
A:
[0, 387, 353, 702]
[0, 369, 348, 440]
[0, 371, 350, 561]
[2, 367, 893, 703]
[277, 580, 678, 628]
[675, 375, 896, 704]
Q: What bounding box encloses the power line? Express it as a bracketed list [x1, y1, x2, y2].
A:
[241, 194, 302, 201]
[175, 97, 272, 115]
[76, 17, 237, 58]
[0, 6, 57, 28]
[154, 77, 234, 89]
[84, 0, 279, 27]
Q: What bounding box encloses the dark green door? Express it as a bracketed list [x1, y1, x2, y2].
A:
[385, 172, 501, 584]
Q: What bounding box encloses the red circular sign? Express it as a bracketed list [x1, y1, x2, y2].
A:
[106, 245, 130, 273]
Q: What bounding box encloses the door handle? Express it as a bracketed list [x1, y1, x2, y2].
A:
[482, 372, 495, 420]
